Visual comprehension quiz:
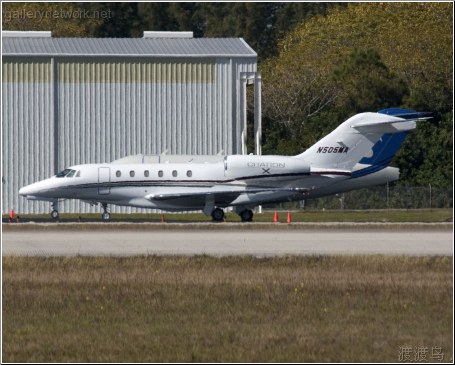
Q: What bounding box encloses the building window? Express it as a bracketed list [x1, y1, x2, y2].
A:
[172, 170, 178, 177]
[116, 170, 121, 178]
[158, 170, 163, 178]
[187, 170, 192, 177]
[144, 170, 149, 177]
[130, 170, 135, 177]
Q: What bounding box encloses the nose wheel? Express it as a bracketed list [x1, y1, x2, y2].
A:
[50, 201, 59, 221]
[101, 203, 111, 222]
[50, 209, 59, 221]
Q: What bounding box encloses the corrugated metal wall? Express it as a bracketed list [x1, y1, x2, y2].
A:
[2, 59, 55, 214]
[2, 56, 257, 214]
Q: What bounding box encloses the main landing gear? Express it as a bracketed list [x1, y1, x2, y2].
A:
[239, 209, 254, 222]
[210, 208, 254, 222]
[211, 207, 225, 222]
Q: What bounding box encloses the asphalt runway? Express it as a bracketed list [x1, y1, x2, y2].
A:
[2, 228, 452, 256]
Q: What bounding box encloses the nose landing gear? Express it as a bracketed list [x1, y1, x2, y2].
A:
[101, 203, 111, 222]
[50, 201, 59, 221]
[50, 209, 59, 221]
[48, 202, 111, 221]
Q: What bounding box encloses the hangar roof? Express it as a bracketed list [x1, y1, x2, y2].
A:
[2, 36, 257, 58]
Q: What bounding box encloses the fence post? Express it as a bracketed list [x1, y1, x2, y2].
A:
[386, 182, 389, 210]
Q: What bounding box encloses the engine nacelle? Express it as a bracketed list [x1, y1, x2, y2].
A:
[225, 155, 310, 179]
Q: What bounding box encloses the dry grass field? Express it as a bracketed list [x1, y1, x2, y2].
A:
[2, 255, 453, 362]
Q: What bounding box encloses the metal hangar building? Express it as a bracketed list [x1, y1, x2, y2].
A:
[2, 31, 261, 214]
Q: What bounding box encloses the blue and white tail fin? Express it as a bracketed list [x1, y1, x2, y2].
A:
[296, 110, 430, 172]
[356, 109, 432, 169]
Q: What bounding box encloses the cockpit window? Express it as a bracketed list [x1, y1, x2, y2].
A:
[56, 169, 71, 178]
[56, 169, 77, 178]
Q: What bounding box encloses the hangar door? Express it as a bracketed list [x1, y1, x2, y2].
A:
[98, 167, 110, 195]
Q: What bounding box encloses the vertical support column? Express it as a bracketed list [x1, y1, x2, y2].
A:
[241, 76, 248, 155]
[51, 56, 59, 214]
[239, 72, 262, 156]
[51, 56, 59, 174]
[254, 73, 262, 156]
[227, 58, 233, 155]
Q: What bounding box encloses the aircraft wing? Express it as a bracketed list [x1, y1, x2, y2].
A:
[146, 190, 243, 202]
[145, 186, 307, 202]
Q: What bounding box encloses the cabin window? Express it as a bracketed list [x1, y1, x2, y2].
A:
[130, 170, 135, 177]
[172, 170, 178, 177]
[158, 170, 164, 178]
[144, 170, 149, 177]
[187, 170, 192, 177]
[116, 170, 121, 178]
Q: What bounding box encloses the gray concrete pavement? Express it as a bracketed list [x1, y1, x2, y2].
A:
[2, 229, 452, 256]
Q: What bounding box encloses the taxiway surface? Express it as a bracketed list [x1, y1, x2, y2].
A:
[2, 227, 452, 256]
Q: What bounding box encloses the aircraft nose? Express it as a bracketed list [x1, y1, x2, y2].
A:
[19, 184, 35, 197]
[19, 185, 29, 196]
[19, 181, 48, 197]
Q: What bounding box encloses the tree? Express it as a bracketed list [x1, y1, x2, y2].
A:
[261, 2, 453, 186]
[261, 55, 338, 152]
[332, 49, 409, 114]
[276, 2, 452, 113]
[88, 2, 142, 37]
[393, 112, 453, 187]
[137, 2, 344, 59]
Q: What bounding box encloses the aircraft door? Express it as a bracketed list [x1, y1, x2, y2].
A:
[98, 167, 110, 195]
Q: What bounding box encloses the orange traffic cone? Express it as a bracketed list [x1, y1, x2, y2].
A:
[9, 209, 15, 221]
[273, 211, 279, 223]
[287, 212, 292, 224]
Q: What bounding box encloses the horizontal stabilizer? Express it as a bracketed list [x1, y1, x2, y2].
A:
[351, 116, 430, 134]
[377, 108, 433, 120]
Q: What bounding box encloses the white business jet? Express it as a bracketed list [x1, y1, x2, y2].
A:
[19, 108, 431, 222]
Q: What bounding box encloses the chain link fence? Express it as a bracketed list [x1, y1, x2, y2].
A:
[269, 185, 453, 210]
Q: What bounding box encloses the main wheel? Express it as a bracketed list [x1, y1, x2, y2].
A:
[239, 209, 254, 222]
[211, 208, 225, 222]
[102, 212, 111, 221]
